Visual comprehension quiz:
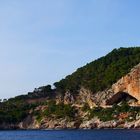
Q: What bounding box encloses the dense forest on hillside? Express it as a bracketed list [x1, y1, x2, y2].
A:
[54, 47, 140, 94]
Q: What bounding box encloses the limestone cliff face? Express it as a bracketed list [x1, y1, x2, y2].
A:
[105, 63, 140, 105]
[112, 64, 140, 101]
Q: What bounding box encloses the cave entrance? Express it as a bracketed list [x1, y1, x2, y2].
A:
[106, 92, 138, 105]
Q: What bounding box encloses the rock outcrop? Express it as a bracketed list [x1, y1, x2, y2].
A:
[100, 63, 140, 105]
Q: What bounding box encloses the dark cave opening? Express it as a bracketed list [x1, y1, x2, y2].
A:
[106, 92, 138, 105]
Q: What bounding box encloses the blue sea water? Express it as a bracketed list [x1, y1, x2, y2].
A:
[0, 129, 140, 140]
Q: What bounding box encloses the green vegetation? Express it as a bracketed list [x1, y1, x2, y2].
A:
[85, 102, 140, 122]
[54, 47, 140, 94]
[34, 101, 76, 121]
[0, 100, 38, 123]
[11, 84, 54, 100]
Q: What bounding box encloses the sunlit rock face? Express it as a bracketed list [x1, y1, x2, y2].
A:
[106, 63, 140, 105]
[112, 64, 140, 101]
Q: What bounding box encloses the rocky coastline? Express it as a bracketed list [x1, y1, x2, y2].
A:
[2, 116, 140, 130]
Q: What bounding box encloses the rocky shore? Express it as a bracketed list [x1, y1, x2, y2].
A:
[2, 116, 140, 130]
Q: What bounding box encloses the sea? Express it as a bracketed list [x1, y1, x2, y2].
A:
[0, 129, 140, 140]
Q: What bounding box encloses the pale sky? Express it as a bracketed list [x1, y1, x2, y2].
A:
[0, 0, 140, 99]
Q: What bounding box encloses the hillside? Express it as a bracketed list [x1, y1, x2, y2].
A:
[12, 47, 140, 100]
[0, 47, 140, 129]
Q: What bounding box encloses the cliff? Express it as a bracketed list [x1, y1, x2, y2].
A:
[110, 63, 140, 104]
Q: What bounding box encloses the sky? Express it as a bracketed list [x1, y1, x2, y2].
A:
[0, 0, 140, 99]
